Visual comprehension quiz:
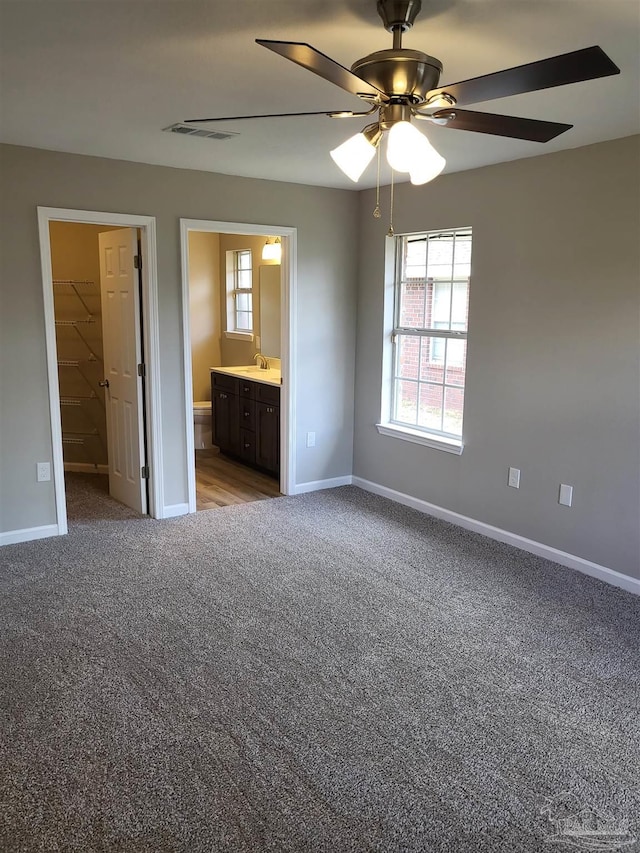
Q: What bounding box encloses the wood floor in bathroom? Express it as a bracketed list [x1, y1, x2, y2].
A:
[195, 449, 281, 510]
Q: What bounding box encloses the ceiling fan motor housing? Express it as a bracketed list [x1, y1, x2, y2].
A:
[351, 49, 443, 102]
[377, 0, 423, 32]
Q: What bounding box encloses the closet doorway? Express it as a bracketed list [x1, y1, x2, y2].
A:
[38, 208, 162, 534]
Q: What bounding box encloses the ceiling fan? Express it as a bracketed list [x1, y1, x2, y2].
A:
[185, 0, 620, 185]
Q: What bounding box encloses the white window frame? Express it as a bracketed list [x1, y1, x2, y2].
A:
[225, 248, 254, 339]
[377, 227, 472, 455]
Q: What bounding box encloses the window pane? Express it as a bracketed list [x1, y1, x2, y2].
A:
[399, 279, 426, 328]
[443, 386, 464, 436]
[445, 339, 466, 385]
[236, 311, 252, 331]
[405, 238, 426, 279]
[418, 383, 443, 432]
[453, 233, 472, 279]
[237, 269, 252, 290]
[451, 281, 469, 331]
[427, 235, 454, 279]
[237, 250, 252, 270]
[236, 292, 252, 312]
[394, 379, 418, 425]
[396, 335, 419, 380]
[420, 336, 445, 380]
[433, 282, 451, 328]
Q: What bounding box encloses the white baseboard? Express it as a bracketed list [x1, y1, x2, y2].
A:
[161, 502, 190, 519]
[0, 524, 61, 547]
[294, 475, 353, 495]
[352, 477, 640, 597]
[64, 463, 109, 474]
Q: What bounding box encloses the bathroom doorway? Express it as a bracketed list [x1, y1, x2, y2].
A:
[38, 208, 162, 534]
[180, 219, 297, 512]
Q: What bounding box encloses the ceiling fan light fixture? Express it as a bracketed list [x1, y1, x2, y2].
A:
[330, 124, 382, 182]
[409, 149, 446, 185]
[386, 120, 426, 171]
[262, 236, 282, 262]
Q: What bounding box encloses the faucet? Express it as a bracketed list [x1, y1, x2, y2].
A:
[254, 352, 269, 370]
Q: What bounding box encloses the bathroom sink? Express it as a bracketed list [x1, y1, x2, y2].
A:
[210, 365, 282, 386]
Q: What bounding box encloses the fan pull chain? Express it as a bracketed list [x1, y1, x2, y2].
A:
[387, 169, 395, 237]
[373, 144, 382, 219]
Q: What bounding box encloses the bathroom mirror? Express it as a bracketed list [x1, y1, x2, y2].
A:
[259, 265, 281, 358]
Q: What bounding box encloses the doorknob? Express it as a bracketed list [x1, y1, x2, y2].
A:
[98, 379, 110, 388]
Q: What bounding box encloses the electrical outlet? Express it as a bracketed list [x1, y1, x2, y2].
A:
[36, 462, 51, 482]
[508, 467, 521, 489]
[306, 431, 316, 448]
[559, 483, 573, 507]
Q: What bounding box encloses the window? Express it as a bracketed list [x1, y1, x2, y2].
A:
[226, 249, 253, 334]
[381, 228, 472, 450]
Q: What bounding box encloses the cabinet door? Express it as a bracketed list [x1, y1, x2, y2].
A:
[256, 403, 280, 475]
[212, 390, 239, 454]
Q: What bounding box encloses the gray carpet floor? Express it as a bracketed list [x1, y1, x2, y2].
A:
[64, 472, 141, 523]
[1, 486, 639, 852]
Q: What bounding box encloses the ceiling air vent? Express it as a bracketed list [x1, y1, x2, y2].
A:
[163, 123, 239, 141]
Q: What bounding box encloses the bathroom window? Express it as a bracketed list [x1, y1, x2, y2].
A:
[377, 228, 472, 453]
[226, 249, 253, 335]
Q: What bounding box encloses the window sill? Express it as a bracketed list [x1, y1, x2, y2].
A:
[224, 331, 254, 342]
[376, 423, 463, 455]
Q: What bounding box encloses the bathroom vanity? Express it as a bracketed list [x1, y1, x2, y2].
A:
[210, 367, 281, 477]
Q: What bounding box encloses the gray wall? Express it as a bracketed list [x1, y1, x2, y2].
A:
[354, 136, 640, 580]
[0, 144, 358, 531]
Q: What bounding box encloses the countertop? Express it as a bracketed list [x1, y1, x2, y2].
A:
[210, 365, 282, 388]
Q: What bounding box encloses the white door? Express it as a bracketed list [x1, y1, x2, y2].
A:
[99, 228, 147, 514]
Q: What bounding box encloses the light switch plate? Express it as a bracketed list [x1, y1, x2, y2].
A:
[508, 467, 521, 489]
[37, 462, 51, 482]
[559, 483, 573, 507]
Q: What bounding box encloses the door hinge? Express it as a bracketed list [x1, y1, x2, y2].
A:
[134, 254, 142, 270]
[137, 362, 146, 378]
[141, 466, 150, 479]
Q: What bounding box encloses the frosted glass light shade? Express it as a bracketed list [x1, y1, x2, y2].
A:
[387, 120, 446, 185]
[262, 238, 281, 262]
[330, 132, 377, 182]
[409, 149, 446, 185]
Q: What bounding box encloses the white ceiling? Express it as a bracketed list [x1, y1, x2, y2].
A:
[1, 0, 638, 190]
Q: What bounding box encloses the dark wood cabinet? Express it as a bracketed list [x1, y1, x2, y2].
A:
[256, 402, 279, 473]
[211, 371, 280, 477]
[212, 381, 239, 455]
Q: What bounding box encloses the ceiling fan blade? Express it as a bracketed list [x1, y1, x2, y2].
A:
[427, 46, 620, 107]
[256, 39, 388, 101]
[184, 110, 356, 123]
[430, 108, 573, 142]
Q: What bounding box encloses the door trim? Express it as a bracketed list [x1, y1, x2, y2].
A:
[179, 219, 297, 510]
[37, 207, 163, 532]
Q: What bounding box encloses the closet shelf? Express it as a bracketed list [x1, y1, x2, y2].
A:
[58, 356, 98, 367]
[55, 318, 96, 326]
[60, 395, 98, 406]
[55, 270, 106, 466]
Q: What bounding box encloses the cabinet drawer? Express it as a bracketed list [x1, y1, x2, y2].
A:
[256, 383, 280, 405]
[239, 379, 256, 400]
[239, 399, 256, 430]
[239, 428, 256, 464]
[211, 372, 239, 394]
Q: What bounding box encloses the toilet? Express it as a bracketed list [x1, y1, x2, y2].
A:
[193, 401, 213, 450]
